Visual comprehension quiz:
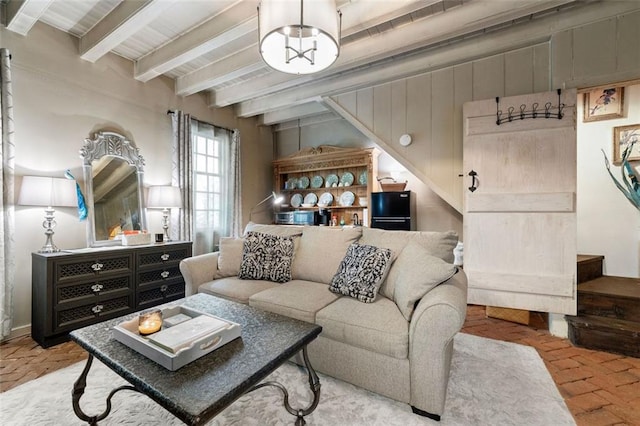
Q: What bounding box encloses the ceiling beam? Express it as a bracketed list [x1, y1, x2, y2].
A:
[210, 0, 574, 108]
[176, 46, 266, 96]
[80, 0, 177, 63]
[260, 102, 329, 126]
[135, 1, 258, 82]
[176, 0, 445, 98]
[4, 0, 54, 36]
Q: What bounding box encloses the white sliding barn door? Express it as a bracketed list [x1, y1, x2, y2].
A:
[463, 89, 577, 315]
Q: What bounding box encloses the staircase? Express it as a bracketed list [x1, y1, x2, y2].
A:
[566, 255, 640, 358]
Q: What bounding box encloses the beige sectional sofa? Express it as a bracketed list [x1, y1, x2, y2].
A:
[179, 223, 468, 420]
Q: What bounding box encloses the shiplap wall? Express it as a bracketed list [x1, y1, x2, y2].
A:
[326, 9, 640, 214]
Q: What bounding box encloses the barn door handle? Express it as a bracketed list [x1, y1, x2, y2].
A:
[468, 170, 478, 192]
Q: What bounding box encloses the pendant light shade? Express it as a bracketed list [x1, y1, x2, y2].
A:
[258, 0, 341, 75]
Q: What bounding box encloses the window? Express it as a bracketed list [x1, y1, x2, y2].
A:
[191, 120, 233, 253]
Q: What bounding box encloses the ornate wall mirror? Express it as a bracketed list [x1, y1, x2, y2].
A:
[80, 131, 147, 247]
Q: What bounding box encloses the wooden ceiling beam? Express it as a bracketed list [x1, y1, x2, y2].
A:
[4, 0, 54, 36]
[134, 1, 258, 82]
[80, 0, 177, 63]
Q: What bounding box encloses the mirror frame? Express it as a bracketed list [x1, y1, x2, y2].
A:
[80, 131, 147, 247]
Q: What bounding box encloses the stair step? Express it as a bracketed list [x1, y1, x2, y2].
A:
[567, 314, 640, 358]
[577, 276, 640, 321]
[577, 254, 604, 284]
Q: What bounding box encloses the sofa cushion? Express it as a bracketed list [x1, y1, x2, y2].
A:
[328, 243, 392, 303]
[291, 226, 362, 284]
[316, 296, 409, 359]
[244, 222, 303, 237]
[238, 232, 295, 283]
[392, 241, 458, 321]
[249, 280, 342, 323]
[359, 227, 458, 299]
[198, 277, 279, 304]
[217, 237, 244, 277]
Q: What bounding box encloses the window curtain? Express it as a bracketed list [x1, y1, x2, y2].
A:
[170, 111, 194, 243]
[170, 112, 242, 254]
[0, 48, 15, 340]
[229, 129, 242, 238]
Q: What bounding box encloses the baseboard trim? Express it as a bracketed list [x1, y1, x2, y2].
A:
[1, 324, 31, 343]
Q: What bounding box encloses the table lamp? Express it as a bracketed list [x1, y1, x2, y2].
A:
[147, 185, 182, 242]
[18, 176, 78, 253]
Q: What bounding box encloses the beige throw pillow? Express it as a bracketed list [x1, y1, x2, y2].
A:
[392, 241, 458, 321]
[217, 237, 244, 277]
[291, 226, 363, 284]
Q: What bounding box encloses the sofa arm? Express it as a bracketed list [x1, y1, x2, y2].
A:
[408, 270, 468, 417]
[179, 252, 220, 296]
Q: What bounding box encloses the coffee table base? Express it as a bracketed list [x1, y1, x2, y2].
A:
[246, 346, 321, 426]
[72, 346, 321, 425]
[72, 355, 142, 425]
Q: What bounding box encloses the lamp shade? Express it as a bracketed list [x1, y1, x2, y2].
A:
[259, 0, 341, 74]
[147, 186, 182, 209]
[18, 176, 77, 207]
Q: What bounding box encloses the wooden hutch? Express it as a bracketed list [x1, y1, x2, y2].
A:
[273, 145, 379, 226]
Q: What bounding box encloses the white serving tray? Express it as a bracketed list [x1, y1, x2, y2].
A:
[112, 305, 242, 371]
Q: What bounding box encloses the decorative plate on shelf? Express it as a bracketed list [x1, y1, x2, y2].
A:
[340, 172, 354, 187]
[339, 191, 355, 207]
[325, 174, 339, 187]
[303, 193, 318, 206]
[319, 192, 334, 206]
[286, 177, 298, 190]
[358, 171, 367, 185]
[311, 175, 324, 188]
[298, 176, 310, 189]
[290, 193, 303, 208]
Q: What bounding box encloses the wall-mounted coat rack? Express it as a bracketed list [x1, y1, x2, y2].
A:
[496, 89, 565, 125]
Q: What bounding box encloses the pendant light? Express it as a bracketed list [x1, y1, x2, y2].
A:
[258, 0, 341, 75]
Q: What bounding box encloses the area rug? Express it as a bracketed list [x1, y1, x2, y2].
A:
[0, 333, 575, 425]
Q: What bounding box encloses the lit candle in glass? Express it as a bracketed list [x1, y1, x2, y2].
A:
[138, 310, 162, 336]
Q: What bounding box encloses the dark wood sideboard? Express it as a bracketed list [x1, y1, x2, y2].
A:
[31, 241, 192, 348]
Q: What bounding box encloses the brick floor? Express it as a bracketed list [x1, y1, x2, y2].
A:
[1, 304, 639, 425]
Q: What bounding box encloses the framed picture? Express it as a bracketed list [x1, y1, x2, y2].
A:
[613, 124, 640, 165]
[583, 86, 624, 122]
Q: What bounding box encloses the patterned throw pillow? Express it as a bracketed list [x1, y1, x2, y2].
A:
[238, 232, 295, 283]
[329, 243, 393, 303]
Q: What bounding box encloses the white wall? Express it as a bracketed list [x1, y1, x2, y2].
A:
[3, 22, 272, 335]
[577, 84, 640, 278]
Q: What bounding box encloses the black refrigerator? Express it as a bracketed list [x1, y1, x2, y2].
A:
[370, 191, 415, 231]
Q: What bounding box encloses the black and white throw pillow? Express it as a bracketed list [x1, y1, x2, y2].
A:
[329, 243, 392, 303]
[238, 232, 295, 283]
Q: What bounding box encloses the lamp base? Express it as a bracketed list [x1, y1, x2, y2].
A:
[39, 208, 61, 253]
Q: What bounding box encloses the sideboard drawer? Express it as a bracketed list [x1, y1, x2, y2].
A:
[56, 275, 133, 305]
[55, 253, 134, 284]
[137, 281, 185, 308]
[54, 294, 134, 331]
[137, 246, 190, 269]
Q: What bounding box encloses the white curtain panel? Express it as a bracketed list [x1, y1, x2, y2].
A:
[0, 48, 15, 340]
[229, 129, 242, 238]
[170, 111, 193, 243]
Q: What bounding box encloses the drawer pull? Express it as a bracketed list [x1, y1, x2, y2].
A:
[91, 262, 104, 272]
[160, 285, 168, 293]
[91, 284, 104, 293]
[161, 271, 170, 279]
[91, 304, 104, 314]
[160, 254, 170, 261]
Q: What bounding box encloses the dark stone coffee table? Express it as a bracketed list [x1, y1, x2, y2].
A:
[69, 293, 322, 425]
